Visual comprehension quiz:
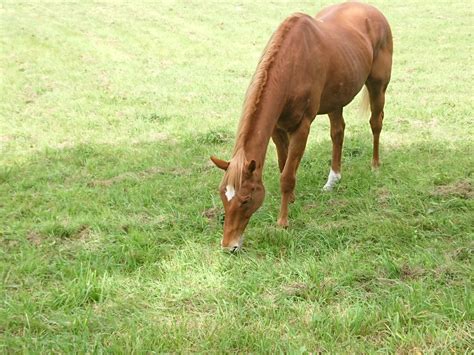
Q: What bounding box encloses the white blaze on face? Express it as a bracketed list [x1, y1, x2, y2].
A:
[323, 169, 341, 191]
[225, 184, 235, 201]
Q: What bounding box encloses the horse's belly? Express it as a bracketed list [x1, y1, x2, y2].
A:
[316, 34, 373, 114]
[317, 80, 365, 114]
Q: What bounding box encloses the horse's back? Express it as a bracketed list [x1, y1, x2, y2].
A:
[316, 2, 392, 56]
[312, 3, 392, 113]
[270, 3, 393, 122]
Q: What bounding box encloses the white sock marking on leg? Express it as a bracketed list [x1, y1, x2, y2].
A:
[323, 169, 341, 191]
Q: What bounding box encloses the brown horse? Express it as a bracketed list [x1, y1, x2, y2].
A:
[211, 2, 393, 251]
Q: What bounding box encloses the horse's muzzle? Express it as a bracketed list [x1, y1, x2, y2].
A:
[221, 236, 243, 253]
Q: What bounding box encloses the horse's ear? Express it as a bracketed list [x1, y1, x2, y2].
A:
[210, 156, 229, 171]
[247, 160, 257, 174]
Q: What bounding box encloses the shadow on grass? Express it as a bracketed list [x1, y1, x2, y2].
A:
[1, 132, 472, 271]
[1, 131, 472, 354]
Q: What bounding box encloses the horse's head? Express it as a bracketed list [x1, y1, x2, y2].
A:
[210, 155, 265, 252]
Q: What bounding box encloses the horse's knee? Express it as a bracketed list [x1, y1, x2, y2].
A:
[330, 123, 345, 141]
[280, 175, 296, 194]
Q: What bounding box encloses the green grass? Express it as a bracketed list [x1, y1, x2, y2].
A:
[1, 1, 473, 352]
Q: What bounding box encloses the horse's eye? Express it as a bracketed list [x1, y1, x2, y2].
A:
[240, 196, 251, 206]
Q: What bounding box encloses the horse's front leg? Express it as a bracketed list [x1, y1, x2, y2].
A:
[277, 119, 311, 228]
[323, 108, 345, 191]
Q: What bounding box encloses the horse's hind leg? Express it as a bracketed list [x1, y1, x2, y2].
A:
[323, 107, 345, 191]
[366, 50, 392, 168]
[366, 80, 388, 168]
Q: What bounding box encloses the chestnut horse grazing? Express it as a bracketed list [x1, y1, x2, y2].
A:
[211, 3, 393, 251]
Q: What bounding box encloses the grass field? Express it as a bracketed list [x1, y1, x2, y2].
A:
[1, 1, 473, 352]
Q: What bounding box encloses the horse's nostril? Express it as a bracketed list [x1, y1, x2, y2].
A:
[221, 236, 243, 252]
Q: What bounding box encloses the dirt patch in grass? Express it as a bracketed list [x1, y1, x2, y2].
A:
[432, 180, 473, 199]
[0, 135, 13, 143]
[27, 231, 43, 246]
[27, 225, 90, 246]
[400, 264, 425, 281]
[76, 225, 91, 241]
[449, 246, 472, 262]
[1, 238, 20, 248]
[45, 223, 91, 240]
[377, 187, 391, 207]
[202, 207, 219, 220]
[328, 199, 350, 209]
[281, 282, 310, 297]
[433, 265, 464, 285]
[202, 207, 224, 225]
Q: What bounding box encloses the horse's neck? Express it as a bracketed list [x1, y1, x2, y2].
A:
[235, 100, 283, 175]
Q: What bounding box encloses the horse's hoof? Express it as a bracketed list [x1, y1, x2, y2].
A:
[277, 218, 289, 228]
[322, 184, 333, 192]
[322, 170, 341, 191]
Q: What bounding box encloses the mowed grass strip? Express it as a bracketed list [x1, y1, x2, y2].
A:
[1, 1, 473, 352]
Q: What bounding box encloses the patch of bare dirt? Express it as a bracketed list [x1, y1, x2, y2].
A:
[377, 187, 391, 206]
[328, 198, 349, 208]
[0, 135, 13, 143]
[432, 180, 473, 199]
[400, 264, 425, 281]
[433, 265, 461, 285]
[449, 246, 472, 262]
[2, 238, 20, 248]
[76, 225, 91, 241]
[281, 282, 310, 297]
[202, 207, 219, 220]
[303, 203, 317, 211]
[202, 207, 223, 225]
[27, 231, 43, 246]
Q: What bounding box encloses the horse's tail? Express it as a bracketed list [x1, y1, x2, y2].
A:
[359, 86, 370, 117]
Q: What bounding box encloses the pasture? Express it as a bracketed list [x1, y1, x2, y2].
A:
[1, 1, 472, 352]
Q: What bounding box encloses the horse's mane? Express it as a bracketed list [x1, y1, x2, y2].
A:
[222, 147, 246, 190]
[235, 13, 304, 151]
[222, 13, 304, 190]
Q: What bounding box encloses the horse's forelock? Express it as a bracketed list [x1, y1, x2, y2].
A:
[222, 149, 246, 191]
